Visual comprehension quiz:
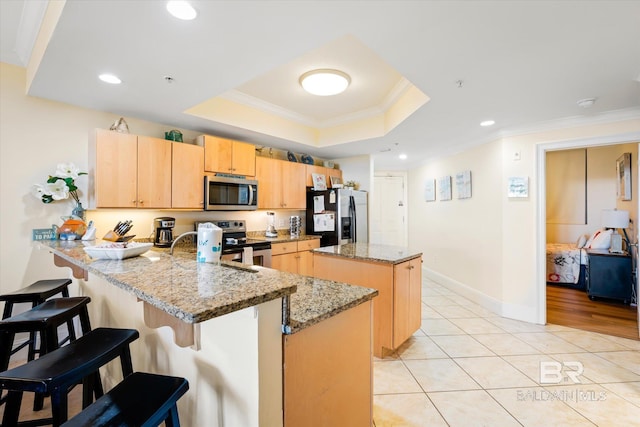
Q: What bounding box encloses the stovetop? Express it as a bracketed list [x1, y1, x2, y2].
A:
[195, 220, 271, 253]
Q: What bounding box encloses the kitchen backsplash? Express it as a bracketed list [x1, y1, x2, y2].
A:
[87, 209, 306, 241]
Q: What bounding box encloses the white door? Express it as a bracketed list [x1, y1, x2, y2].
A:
[371, 175, 407, 246]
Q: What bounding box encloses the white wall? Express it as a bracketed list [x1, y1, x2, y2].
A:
[334, 154, 373, 192]
[546, 144, 638, 243]
[408, 118, 640, 323]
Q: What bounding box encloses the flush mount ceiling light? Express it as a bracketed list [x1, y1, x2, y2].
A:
[299, 69, 351, 96]
[166, 1, 197, 20]
[480, 120, 495, 127]
[398, 153, 408, 160]
[98, 73, 121, 84]
[577, 98, 596, 108]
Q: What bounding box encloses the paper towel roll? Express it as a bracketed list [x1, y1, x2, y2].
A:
[242, 247, 254, 265]
[197, 222, 222, 263]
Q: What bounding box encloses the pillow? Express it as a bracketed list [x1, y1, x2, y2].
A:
[588, 229, 613, 249]
[576, 234, 588, 249]
[584, 228, 604, 249]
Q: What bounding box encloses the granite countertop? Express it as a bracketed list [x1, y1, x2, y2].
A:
[246, 231, 321, 244]
[314, 243, 423, 264]
[36, 240, 377, 333]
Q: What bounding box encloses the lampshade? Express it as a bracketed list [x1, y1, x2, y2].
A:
[601, 209, 629, 228]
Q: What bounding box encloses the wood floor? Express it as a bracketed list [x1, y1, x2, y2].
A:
[547, 284, 639, 340]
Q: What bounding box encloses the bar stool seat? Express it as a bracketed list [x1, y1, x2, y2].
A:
[62, 372, 189, 427]
[0, 296, 92, 373]
[0, 327, 139, 427]
[0, 279, 74, 358]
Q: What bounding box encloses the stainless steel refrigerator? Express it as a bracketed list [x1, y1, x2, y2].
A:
[306, 188, 368, 247]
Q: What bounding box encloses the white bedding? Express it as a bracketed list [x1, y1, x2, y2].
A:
[546, 243, 587, 284]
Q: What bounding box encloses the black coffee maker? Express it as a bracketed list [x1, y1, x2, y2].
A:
[154, 217, 175, 247]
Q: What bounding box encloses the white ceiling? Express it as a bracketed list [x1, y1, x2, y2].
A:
[2, 0, 640, 170]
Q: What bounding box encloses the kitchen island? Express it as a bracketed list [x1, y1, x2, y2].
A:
[314, 243, 423, 357]
[36, 240, 377, 427]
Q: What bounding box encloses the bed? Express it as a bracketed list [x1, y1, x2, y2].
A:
[546, 243, 588, 290]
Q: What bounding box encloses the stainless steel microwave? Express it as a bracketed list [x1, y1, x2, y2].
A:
[204, 176, 258, 211]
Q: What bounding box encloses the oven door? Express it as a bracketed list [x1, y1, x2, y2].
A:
[221, 247, 272, 268]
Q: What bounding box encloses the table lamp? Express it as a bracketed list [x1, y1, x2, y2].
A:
[602, 209, 630, 254]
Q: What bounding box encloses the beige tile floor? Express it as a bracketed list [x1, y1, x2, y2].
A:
[373, 277, 640, 426]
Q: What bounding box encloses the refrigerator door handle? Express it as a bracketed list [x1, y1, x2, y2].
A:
[349, 195, 357, 242]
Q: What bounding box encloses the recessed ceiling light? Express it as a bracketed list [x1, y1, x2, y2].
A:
[480, 120, 495, 127]
[299, 69, 351, 96]
[166, 1, 197, 20]
[98, 73, 121, 84]
[399, 153, 408, 160]
[577, 98, 596, 108]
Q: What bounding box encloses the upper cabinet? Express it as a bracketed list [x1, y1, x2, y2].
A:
[90, 129, 172, 209]
[305, 165, 342, 188]
[256, 157, 306, 209]
[171, 142, 204, 209]
[197, 135, 256, 177]
[90, 129, 204, 210]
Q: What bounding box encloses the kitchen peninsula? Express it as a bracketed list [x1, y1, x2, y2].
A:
[36, 240, 377, 427]
[314, 243, 423, 357]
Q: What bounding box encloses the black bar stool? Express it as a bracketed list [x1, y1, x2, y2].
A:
[0, 279, 74, 359]
[62, 372, 189, 427]
[0, 327, 139, 427]
[0, 297, 93, 411]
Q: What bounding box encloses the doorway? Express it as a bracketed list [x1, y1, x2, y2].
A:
[371, 173, 407, 247]
[538, 136, 640, 340]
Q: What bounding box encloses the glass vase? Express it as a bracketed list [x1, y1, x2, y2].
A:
[71, 201, 86, 221]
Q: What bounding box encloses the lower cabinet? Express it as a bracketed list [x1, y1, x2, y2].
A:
[313, 254, 422, 357]
[271, 239, 320, 276]
[283, 300, 373, 427]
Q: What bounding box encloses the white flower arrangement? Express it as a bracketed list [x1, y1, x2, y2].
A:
[32, 163, 87, 204]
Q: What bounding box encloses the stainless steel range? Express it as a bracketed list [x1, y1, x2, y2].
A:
[195, 220, 272, 267]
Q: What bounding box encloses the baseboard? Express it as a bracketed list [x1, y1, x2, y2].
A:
[423, 267, 540, 324]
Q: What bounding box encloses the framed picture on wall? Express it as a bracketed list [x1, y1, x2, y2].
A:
[456, 170, 472, 199]
[438, 176, 452, 201]
[424, 179, 436, 202]
[617, 153, 632, 201]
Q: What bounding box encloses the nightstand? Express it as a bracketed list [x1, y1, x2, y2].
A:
[586, 249, 632, 304]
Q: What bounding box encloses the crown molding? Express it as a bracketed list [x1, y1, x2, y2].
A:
[497, 107, 640, 139]
[14, 0, 48, 66]
[222, 76, 415, 130]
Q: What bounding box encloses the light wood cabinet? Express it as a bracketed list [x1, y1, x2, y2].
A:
[305, 164, 342, 188]
[171, 142, 204, 209]
[90, 129, 171, 208]
[271, 239, 320, 276]
[255, 157, 306, 209]
[197, 135, 256, 176]
[313, 254, 422, 357]
[284, 300, 373, 427]
[393, 257, 422, 346]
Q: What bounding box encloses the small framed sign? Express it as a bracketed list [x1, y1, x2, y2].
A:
[312, 173, 327, 191]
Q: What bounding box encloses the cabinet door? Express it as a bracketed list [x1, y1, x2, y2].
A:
[203, 135, 233, 173]
[281, 161, 306, 209]
[137, 136, 172, 208]
[305, 165, 326, 187]
[298, 251, 314, 277]
[393, 260, 412, 347]
[172, 143, 204, 209]
[272, 253, 299, 274]
[256, 157, 282, 209]
[94, 129, 137, 208]
[408, 257, 422, 334]
[231, 141, 256, 176]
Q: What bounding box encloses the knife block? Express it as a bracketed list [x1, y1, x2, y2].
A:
[103, 230, 135, 242]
